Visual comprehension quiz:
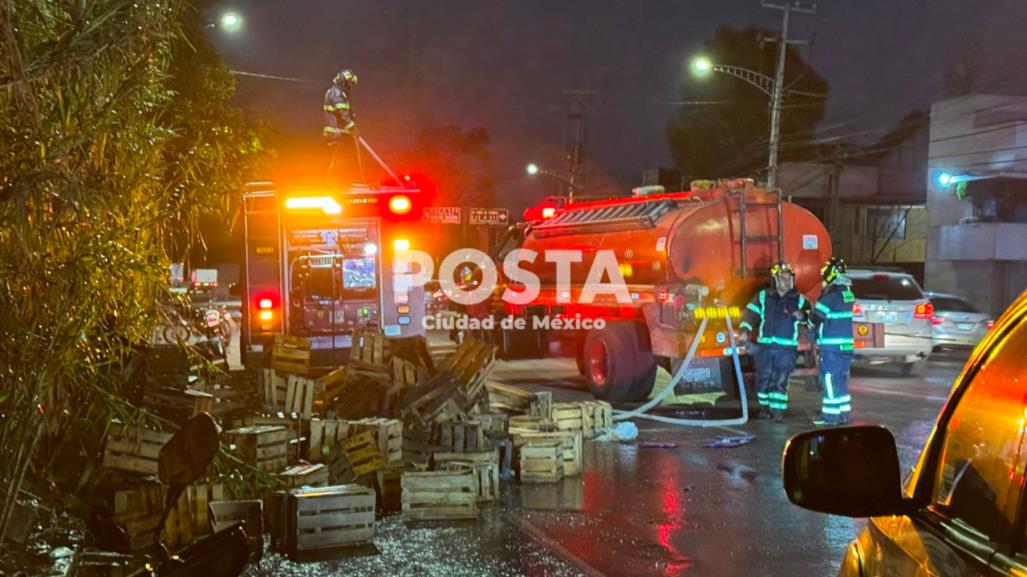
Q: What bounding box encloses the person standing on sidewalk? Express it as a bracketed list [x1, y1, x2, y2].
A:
[810, 257, 855, 426]
[737, 261, 810, 422]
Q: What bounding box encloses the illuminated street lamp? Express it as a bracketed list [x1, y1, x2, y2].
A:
[690, 56, 713, 77]
[526, 162, 576, 200]
[220, 11, 243, 32]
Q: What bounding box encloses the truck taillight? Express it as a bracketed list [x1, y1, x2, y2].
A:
[259, 298, 273, 310]
[914, 302, 934, 319]
[258, 297, 275, 322]
[541, 207, 556, 219]
[853, 303, 863, 316]
[388, 195, 412, 215]
[260, 310, 273, 321]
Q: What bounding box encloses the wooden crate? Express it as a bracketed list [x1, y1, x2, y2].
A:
[351, 418, 403, 464]
[278, 464, 330, 489]
[308, 418, 352, 462]
[400, 471, 478, 522]
[508, 415, 555, 434]
[102, 423, 172, 476]
[436, 420, 485, 453]
[209, 500, 263, 562]
[271, 335, 311, 376]
[141, 387, 215, 423]
[551, 403, 585, 435]
[224, 425, 290, 472]
[519, 441, 564, 484]
[375, 462, 413, 513]
[582, 400, 613, 435]
[437, 338, 496, 404]
[283, 374, 322, 419]
[285, 485, 376, 560]
[472, 412, 509, 438]
[485, 382, 533, 413]
[260, 368, 288, 412]
[341, 431, 386, 476]
[528, 391, 553, 420]
[513, 431, 582, 476]
[434, 451, 500, 503]
[164, 483, 225, 548]
[351, 329, 387, 365]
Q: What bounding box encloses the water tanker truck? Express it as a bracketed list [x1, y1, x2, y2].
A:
[473, 179, 839, 402]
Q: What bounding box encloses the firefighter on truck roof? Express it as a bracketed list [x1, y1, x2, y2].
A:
[324, 68, 361, 184]
[737, 261, 811, 422]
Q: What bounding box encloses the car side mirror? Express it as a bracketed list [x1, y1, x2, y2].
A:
[782, 425, 907, 517]
[159, 413, 220, 486]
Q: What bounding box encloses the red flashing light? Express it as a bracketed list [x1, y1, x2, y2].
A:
[389, 195, 412, 215]
[657, 289, 671, 303]
[259, 298, 273, 310]
[542, 207, 556, 219]
[914, 302, 934, 320]
[853, 303, 863, 316]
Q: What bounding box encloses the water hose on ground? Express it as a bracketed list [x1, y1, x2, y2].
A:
[612, 316, 749, 427]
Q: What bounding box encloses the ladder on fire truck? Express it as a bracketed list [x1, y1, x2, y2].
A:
[734, 187, 785, 278]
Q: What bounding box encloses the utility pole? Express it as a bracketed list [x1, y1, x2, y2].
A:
[761, 1, 816, 188]
[562, 89, 594, 202]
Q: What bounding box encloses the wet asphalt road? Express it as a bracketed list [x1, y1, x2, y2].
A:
[247, 352, 967, 577]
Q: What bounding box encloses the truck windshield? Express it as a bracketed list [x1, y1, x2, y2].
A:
[850, 275, 924, 301]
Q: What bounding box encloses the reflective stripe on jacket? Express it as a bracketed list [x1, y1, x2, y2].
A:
[811, 279, 855, 350]
[740, 288, 810, 348]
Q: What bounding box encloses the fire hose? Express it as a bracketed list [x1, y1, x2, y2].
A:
[612, 316, 750, 427]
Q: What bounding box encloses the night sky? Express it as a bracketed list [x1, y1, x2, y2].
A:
[210, 0, 1027, 213]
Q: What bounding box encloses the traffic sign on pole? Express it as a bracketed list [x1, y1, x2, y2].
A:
[422, 207, 462, 224]
[469, 208, 510, 226]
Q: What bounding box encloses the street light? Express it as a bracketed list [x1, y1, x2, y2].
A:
[220, 11, 242, 32]
[526, 162, 576, 200]
[690, 56, 713, 77]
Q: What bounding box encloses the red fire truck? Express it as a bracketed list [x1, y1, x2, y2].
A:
[241, 182, 427, 367]
[477, 179, 880, 402]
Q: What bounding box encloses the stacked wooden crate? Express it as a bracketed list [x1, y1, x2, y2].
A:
[512, 431, 582, 476]
[102, 423, 172, 477]
[277, 464, 330, 489]
[224, 425, 290, 472]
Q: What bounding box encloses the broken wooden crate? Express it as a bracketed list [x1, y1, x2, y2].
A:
[224, 425, 290, 472]
[508, 415, 555, 434]
[209, 500, 264, 562]
[260, 369, 323, 418]
[109, 480, 165, 551]
[163, 483, 225, 548]
[513, 431, 582, 476]
[434, 451, 500, 503]
[284, 485, 376, 561]
[400, 470, 478, 522]
[485, 381, 534, 413]
[102, 423, 172, 477]
[141, 387, 215, 423]
[437, 337, 497, 406]
[582, 400, 614, 437]
[518, 440, 564, 483]
[278, 463, 330, 489]
[528, 391, 553, 420]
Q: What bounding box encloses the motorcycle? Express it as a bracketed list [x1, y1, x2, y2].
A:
[129, 413, 251, 577]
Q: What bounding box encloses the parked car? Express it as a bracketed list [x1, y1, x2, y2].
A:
[847, 268, 934, 375]
[926, 291, 994, 351]
[782, 289, 1027, 577]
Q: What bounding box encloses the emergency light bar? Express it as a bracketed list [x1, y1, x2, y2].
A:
[285, 196, 342, 215]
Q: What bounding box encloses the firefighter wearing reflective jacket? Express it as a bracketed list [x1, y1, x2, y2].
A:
[810, 257, 855, 426]
[324, 69, 361, 182]
[738, 262, 811, 421]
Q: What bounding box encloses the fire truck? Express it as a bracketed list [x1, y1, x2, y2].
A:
[477, 179, 881, 402]
[241, 182, 427, 367]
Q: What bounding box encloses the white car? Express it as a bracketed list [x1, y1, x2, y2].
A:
[925, 291, 993, 351]
[847, 268, 934, 375]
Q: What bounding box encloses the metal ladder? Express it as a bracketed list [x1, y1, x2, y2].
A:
[736, 188, 784, 277]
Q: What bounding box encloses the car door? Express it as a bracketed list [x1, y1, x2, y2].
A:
[861, 308, 1027, 576]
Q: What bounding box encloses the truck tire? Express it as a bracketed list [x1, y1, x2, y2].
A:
[583, 322, 656, 402]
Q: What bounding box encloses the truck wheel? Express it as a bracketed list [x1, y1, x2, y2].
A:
[583, 322, 656, 402]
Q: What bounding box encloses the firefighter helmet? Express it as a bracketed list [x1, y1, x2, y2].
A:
[334, 69, 358, 87]
[820, 257, 847, 284]
[769, 261, 795, 278]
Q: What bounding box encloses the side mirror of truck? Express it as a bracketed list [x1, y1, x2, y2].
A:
[782, 425, 907, 518]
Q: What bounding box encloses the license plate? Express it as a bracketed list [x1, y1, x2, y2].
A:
[957, 322, 974, 331]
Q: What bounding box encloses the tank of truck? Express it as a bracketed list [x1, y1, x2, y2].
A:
[513, 186, 831, 303]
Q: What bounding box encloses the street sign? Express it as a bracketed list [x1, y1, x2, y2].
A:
[469, 208, 510, 226]
[423, 207, 462, 224]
